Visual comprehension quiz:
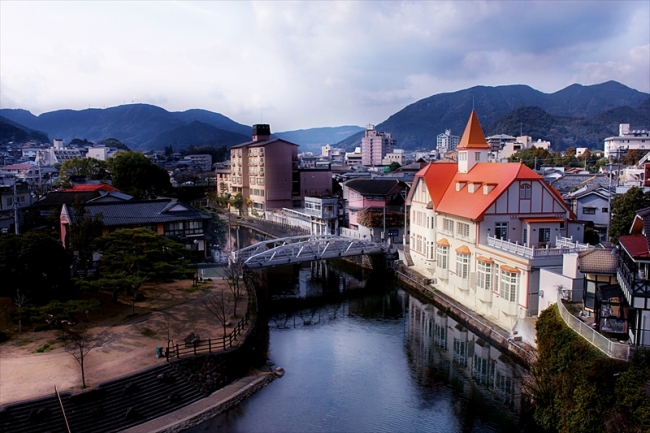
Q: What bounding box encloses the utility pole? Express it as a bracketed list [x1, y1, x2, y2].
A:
[607, 163, 613, 242]
[13, 180, 19, 234]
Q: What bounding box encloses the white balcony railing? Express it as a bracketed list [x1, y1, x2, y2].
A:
[486, 236, 593, 259]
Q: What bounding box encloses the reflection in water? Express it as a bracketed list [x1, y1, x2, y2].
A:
[189, 256, 537, 433]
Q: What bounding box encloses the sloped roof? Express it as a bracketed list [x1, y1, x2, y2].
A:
[618, 234, 650, 260]
[36, 191, 101, 207]
[456, 110, 490, 150]
[578, 248, 618, 274]
[65, 184, 120, 193]
[344, 178, 406, 195]
[550, 174, 610, 195]
[77, 199, 211, 227]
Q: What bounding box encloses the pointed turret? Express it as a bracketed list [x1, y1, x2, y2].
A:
[457, 110, 489, 173]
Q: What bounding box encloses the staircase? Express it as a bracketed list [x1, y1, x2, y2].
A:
[0, 363, 204, 433]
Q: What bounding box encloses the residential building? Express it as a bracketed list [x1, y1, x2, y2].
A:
[382, 149, 406, 166]
[184, 154, 213, 172]
[342, 178, 407, 243]
[35, 140, 85, 166]
[564, 185, 613, 240]
[60, 198, 212, 255]
[346, 147, 363, 166]
[616, 207, 650, 347]
[604, 124, 650, 159]
[227, 124, 331, 213]
[437, 130, 460, 155]
[361, 125, 395, 167]
[405, 111, 588, 332]
[86, 146, 120, 161]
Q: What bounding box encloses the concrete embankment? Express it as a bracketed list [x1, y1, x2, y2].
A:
[122, 372, 276, 433]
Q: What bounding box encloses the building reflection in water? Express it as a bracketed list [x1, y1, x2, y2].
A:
[406, 295, 525, 412]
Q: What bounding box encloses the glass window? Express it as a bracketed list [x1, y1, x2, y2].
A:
[457, 222, 470, 238]
[456, 253, 470, 279]
[519, 184, 531, 199]
[538, 228, 551, 243]
[500, 270, 518, 302]
[477, 261, 492, 291]
[495, 222, 508, 240]
[436, 245, 449, 269]
[443, 218, 454, 233]
[582, 207, 596, 215]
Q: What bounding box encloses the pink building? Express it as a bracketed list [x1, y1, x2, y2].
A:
[361, 125, 395, 167]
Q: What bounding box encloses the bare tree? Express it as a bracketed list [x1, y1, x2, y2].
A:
[224, 258, 244, 318]
[13, 289, 29, 333]
[202, 289, 233, 336]
[64, 328, 99, 388]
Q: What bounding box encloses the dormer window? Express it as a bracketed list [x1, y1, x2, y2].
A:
[520, 184, 531, 199]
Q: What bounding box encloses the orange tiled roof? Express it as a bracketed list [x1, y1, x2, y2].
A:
[456, 110, 490, 150]
[436, 238, 450, 247]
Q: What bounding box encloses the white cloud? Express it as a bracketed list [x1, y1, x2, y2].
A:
[1, 0, 648, 132]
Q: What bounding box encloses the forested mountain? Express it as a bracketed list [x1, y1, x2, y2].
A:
[335, 81, 649, 152]
[1, 81, 647, 153]
[0, 116, 49, 144]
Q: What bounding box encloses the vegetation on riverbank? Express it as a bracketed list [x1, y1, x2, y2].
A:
[529, 305, 650, 433]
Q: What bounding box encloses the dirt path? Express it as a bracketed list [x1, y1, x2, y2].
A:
[0, 277, 249, 405]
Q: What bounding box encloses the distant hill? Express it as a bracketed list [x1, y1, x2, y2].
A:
[335, 81, 649, 151]
[145, 121, 251, 150]
[0, 104, 252, 151]
[0, 116, 49, 144]
[274, 126, 364, 153]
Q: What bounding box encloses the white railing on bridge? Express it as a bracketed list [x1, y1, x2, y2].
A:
[556, 297, 631, 361]
[340, 228, 363, 239]
[231, 235, 385, 268]
[487, 236, 593, 259]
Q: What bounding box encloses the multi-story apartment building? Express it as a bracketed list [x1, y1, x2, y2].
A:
[604, 124, 650, 159]
[227, 124, 332, 212]
[406, 111, 588, 331]
[361, 125, 395, 167]
[437, 129, 460, 155]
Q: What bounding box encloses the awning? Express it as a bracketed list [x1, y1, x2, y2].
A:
[501, 265, 521, 273]
[521, 217, 565, 223]
[436, 238, 450, 247]
[455, 245, 471, 254]
[476, 256, 495, 264]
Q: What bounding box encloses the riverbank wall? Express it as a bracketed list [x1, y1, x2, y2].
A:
[394, 265, 537, 366]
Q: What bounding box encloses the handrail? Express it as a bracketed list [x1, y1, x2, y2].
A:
[55, 385, 71, 433]
[555, 297, 631, 361]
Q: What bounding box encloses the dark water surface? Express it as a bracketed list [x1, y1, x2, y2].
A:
[189, 234, 538, 433]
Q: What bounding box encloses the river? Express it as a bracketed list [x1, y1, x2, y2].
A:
[191, 224, 542, 432]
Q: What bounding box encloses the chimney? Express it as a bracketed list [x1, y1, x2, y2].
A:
[252, 124, 271, 142]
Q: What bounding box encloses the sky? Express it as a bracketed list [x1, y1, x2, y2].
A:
[1, 1, 649, 132]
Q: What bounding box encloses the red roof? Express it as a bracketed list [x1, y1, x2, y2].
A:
[619, 234, 650, 260]
[65, 184, 119, 193]
[456, 110, 490, 150]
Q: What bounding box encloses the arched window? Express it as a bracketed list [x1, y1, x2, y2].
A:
[519, 184, 531, 199]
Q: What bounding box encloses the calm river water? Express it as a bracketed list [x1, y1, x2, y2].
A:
[190, 228, 540, 433]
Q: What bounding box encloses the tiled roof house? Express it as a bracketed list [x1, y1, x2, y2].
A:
[405, 110, 589, 333]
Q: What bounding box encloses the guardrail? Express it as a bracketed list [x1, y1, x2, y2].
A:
[556, 298, 631, 361]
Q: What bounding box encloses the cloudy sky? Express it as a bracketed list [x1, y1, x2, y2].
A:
[1, 1, 648, 132]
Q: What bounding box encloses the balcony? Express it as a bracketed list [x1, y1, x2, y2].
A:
[486, 235, 592, 259]
[617, 258, 650, 309]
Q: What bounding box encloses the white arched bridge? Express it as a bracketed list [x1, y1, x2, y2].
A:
[231, 235, 387, 269]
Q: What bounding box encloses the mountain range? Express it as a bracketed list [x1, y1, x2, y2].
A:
[336, 81, 649, 152]
[1, 81, 648, 154]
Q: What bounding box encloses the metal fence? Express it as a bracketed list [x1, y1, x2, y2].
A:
[556, 298, 631, 361]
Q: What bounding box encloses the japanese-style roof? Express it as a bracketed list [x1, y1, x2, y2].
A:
[36, 191, 102, 207]
[344, 178, 406, 195]
[618, 234, 650, 260]
[456, 110, 490, 150]
[550, 174, 610, 195]
[1, 163, 34, 170]
[578, 248, 618, 274]
[75, 199, 211, 227]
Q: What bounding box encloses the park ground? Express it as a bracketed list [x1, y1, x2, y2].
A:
[0, 269, 249, 405]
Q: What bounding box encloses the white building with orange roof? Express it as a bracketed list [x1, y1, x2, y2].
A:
[406, 111, 590, 334]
